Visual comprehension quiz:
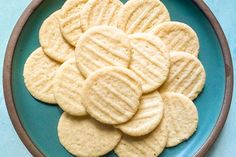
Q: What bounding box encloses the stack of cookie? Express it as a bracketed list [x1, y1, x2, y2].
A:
[23, 0, 206, 156]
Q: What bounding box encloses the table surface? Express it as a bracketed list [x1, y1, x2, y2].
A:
[0, 0, 235, 156]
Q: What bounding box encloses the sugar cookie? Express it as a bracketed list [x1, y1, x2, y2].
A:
[161, 92, 198, 147]
[59, 0, 88, 46]
[116, 91, 164, 136]
[58, 113, 121, 156]
[54, 59, 86, 116]
[115, 118, 168, 157]
[75, 26, 131, 77]
[39, 11, 74, 63]
[23, 48, 60, 104]
[151, 22, 200, 56]
[118, 0, 170, 34]
[80, 0, 123, 31]
[82, 67, 142, 125]
[129, 33, 170, 93]
[160, 52, 206, 100]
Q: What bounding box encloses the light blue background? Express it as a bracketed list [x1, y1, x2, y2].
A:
[0, 0, 235, 156]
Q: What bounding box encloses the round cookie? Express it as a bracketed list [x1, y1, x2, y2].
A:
[59, 0, 88, 46]
[115, 118, 168, 157]
[54, 59, 86, 116]
[161, 92, 198, 147]
[159, 52, 206, 100]
[82, 67, 142, 125]
[116, 91, 164, 136]
[23, 48, 60, 104]
[58, 113, 122, 156]
[39, 10, 74, 63]
[80, 0, 123, 31]
[129, 33, 170, 93]
[75, 26, 131, 77]
[118, 0, 170, 34]
[151, 21, 200, 56]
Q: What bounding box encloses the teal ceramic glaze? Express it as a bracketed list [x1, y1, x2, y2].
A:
[12, 0, 225, 156]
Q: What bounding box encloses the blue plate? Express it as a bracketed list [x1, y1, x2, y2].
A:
[3, 0, 233, 157]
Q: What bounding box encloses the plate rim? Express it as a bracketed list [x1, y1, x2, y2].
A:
[2, 0, 233, 157]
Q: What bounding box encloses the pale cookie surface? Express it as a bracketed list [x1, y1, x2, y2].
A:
[115, 118, 168, 157]
[116, 91, 164, 136]
[129, 33, 170, 93]
[23, 48, 60, 104]
[54, 59, 86, 116]
[58, 113, 121, 156]
[151, 22, 200, 56]
[82, 67, 142, 125]
[118, 0, 170, 34]
[160, 52, 206, 100]
[75, 26, 131, 77]
[59, 0, 88, 46]
[161, 92, 198, 147]
[39, 11, 74, 63]
[80, 0, 123, 31]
